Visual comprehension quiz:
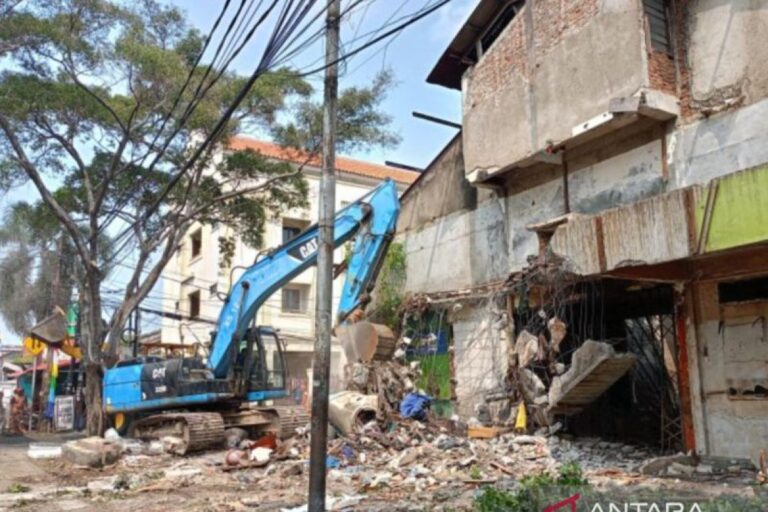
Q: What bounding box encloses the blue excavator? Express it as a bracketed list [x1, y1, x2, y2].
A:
[102, 179, 400, 452]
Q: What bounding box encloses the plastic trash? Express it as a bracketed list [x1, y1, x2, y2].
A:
[399, 392, 432, 421]
[104, 427, 121, 441]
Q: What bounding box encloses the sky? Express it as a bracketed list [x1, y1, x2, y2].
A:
[0, 0, 476, 344]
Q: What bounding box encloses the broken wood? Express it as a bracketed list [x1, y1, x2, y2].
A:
[490, 461, 516, 476]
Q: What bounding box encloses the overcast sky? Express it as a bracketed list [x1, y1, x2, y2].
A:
[0, 0, 475, 344]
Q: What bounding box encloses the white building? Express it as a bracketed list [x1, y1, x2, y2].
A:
[159, 136, 415, 394]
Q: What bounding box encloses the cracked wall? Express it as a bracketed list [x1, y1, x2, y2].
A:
[462, 0, 648, 177]
[686, 0, 768, 116]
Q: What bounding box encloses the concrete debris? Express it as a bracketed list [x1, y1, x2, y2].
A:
[62, 437, 122, 468]
[161, 435, 187, 455]
[27, 442, 62, 459]
[249, 447, 272, 463]
[640, 453, 757, 478]
[514, 330, 539, 368]
[336, 321, 397, 363]
[9, 423, 763, 511]
[549, 340, 636, 415]
[547, 317, 567, 353]
[344, 359, 423, 422]
[329, 391, 378, 436]
[224, 427, 249, 448]
[518, 368, 546, 402]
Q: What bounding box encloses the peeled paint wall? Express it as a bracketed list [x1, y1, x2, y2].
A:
[506, 138, 666, 273]
[397, 135, 480, 234]
[687, 0, 768, 111]
[690, 282, 768, 464]
[402, 137, 666, 290]
[670, 97, 768, 188]
[402, 198, 508, 294]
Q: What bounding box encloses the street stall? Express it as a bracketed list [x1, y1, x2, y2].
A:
[19, 305, 85, 433]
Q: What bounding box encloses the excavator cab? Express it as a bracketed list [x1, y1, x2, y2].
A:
[233, 326, 289, 401]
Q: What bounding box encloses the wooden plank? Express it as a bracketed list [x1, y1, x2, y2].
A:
[467, 426, 511, 439]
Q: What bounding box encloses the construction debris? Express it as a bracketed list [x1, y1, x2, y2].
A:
[328, 391, 377, 436]
[62, 436, 122, 468]
[514, 330, 539, 368]
[549, 340, 637, 415]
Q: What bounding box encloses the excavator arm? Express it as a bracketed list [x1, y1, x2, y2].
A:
[207, 178, 400, 378]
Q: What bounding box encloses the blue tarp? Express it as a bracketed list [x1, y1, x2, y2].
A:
[399, 392, 432, 421]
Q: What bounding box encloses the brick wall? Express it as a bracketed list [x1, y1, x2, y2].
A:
[465, 9, 527, 109]
[466, 0, 599, 109]
[648, 50, 677, 96]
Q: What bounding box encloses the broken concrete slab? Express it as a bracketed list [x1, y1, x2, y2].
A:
[519, 368, 546, 402]
[63, 437, 121, 468]
[639, 454, 697, 475]
[548, 340, 636, 415]
[336, 321, 396, 363]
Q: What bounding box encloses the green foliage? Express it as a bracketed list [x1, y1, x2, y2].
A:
[474, 486, 523, 512]
[416, 353, 452, 400]
[469, 466, 482, 480]
[474, 464, 588, 512]
[556, 461, 588, 486]
[372, 242, 406, 330]
[0, 0, 398, 366]
[273, 70, 399, 154]
[7, 483, 30, 493]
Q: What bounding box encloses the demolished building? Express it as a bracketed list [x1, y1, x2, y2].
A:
[392, 0, 768, 465]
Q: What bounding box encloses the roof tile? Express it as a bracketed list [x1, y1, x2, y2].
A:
[229, 136, 417, 184]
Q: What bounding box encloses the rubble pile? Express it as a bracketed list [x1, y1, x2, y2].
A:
[12, 331, 763, 510]
[345, 359, 422, 421]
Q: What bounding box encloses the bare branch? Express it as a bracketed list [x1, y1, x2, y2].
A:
[0, 112, 93, 268]
[33, 116, 96, 213]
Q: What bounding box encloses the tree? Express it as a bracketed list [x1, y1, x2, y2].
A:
[0, 0, 398, 433]
[0, 200, 112, 334]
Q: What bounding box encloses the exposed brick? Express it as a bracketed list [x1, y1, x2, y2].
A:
[648, 50, 677, 96]
[467, 0, 598, 109]
[671, 0, 695, 120]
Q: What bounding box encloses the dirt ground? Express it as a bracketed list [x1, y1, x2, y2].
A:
[1, 429, 767, 512]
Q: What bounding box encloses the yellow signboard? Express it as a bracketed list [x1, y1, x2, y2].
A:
[60, 341, 82, 360]
[23, 336, 45, 356]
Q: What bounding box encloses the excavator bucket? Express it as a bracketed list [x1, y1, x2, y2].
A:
[336, 321, 397, 363]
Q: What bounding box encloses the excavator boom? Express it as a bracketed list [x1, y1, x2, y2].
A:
[208, 178, 399, 378]
[102, 179, 400, 451]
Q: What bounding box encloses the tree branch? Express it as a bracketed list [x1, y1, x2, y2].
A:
[0, 113, 92, 268]
[34, 116, 96, 213]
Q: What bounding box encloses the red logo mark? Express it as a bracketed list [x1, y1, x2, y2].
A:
[543, 493, 581, 512]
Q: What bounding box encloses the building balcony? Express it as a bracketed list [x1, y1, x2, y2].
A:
[428, 0, 680, 186]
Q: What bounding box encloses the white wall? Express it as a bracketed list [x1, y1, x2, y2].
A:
[160, 170, 403, 355]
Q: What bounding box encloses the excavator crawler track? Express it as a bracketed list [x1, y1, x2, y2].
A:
[130, 412, 225, 455]
[263, 405, 311, 439]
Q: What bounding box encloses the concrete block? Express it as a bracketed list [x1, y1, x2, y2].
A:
[62, 437, 121, 468]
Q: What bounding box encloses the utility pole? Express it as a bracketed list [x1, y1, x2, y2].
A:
[308, 0, 340, 510]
